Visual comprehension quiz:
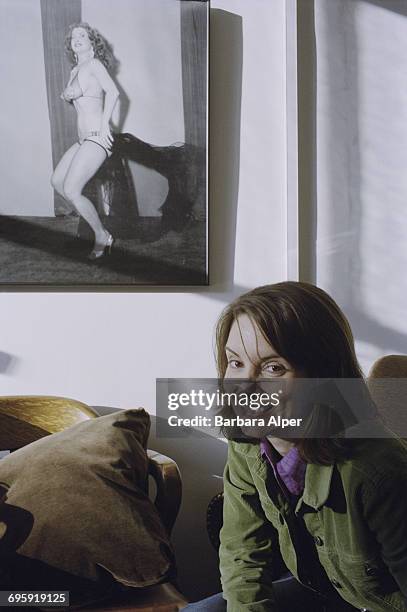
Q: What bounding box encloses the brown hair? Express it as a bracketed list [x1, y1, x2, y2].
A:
[215, 282, 365, 464]
[65, 22, 116, 70]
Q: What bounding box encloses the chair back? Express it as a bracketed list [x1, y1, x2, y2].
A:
[368, 355, 407, 438]
[369, 354, 407, 378]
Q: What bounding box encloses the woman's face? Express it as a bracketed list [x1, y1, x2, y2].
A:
[224, 314, 300, 440]
[71, 27, 93, 55]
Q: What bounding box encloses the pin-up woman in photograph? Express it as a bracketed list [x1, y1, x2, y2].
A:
[51, 23, 119, 260]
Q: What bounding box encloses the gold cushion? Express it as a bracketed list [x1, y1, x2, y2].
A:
[0, 396, 98, 450]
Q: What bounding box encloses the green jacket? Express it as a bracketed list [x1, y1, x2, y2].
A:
[219, 436, 407, 611]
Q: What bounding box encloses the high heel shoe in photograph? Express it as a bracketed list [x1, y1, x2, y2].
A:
[88, 232, 114, 261]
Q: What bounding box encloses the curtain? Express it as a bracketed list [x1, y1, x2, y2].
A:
[180, 0, 208, 148]
[180, 0, 208, 221]
[40, 0, 81, 215]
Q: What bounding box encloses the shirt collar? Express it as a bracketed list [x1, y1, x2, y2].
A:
[260, 438, 280, 465]
[260, 439, 307, 496]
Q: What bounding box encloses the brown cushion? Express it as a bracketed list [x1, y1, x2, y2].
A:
[0, 409, 175, 605]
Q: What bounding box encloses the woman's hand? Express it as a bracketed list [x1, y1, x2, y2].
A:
[61, 88, 74, 102]
[99, 124, 113, 151]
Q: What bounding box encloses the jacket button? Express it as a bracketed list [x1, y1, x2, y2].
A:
[364, 564, 378, 577]
[331, 578, 342, 588]
[314, 536, 323, 546]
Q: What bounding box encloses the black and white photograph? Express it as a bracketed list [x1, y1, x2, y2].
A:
[0, 0, 208, 286]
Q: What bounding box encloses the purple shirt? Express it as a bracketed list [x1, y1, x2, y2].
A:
[260, 439, 306, 496]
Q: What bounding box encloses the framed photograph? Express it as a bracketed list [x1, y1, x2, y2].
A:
[0, 0, 208, 287]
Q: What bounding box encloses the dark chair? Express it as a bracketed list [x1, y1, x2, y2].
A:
[206, 493, 224, 552]
[368, 354, 407, 438]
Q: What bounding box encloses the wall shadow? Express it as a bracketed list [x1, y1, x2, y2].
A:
[298, 0, 407, 365]
[0, 352, 18, 376]
[297, 0, 317, 282]
[361, 0, 407, 16]
[208, 9, 242, 294]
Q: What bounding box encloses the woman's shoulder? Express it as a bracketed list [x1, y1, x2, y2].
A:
[228, 439, 260, 456]
[340, 436, 407, 485]
[88, 58, 106, 71]
[87, 58, 110, 79]
[353, 434, 407, 459]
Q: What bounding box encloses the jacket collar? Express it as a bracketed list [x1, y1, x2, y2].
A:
[230, 440, 335, 510]
[298, 462, 334, 511]
[230, 440, 261, 456]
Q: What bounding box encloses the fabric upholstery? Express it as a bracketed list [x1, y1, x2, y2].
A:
[0, 409, 175, 606]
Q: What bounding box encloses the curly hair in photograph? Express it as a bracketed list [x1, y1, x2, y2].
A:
[64, 22, 117, 71]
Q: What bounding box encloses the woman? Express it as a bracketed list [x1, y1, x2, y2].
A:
[185, 282, 407, 611]
[51, 23, 119, 259]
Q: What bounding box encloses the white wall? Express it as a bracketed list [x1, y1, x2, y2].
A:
[229, 0, 287, 287]
[314, 0, 407, 373]
[0, 0, 288, 406]
[0, 0, 288, 600]
[0, 0, 54, 216]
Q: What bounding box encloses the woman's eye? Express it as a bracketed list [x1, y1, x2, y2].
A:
[227, 359, 242, 369]
[262, 362, 287, 376]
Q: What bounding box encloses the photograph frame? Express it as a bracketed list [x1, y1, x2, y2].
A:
[0, 0, 209, 290]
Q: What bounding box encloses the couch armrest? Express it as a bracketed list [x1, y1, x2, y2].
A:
[147, 450, 182, 536]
